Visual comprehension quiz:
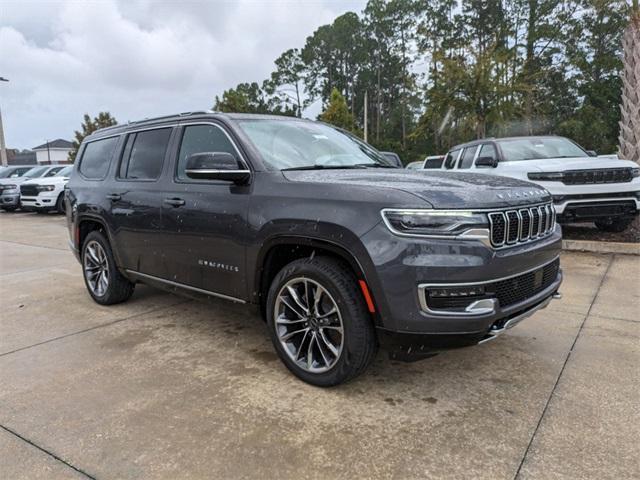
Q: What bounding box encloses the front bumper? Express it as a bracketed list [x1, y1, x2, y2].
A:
[553, 195, 639, 222]
[359, 221, 563, 357]
[20, 193, 57, 210]
[0, 193, 20, 208]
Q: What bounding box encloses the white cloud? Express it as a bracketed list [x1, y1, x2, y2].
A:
[0, 0, 365, 149]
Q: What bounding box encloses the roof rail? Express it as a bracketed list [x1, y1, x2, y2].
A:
[94, 110, 216, 134]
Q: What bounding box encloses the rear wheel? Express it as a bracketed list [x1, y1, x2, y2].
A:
[82, 230, 135, 305]
[595, 217, 633, 233]
[266, 257, 377, 387]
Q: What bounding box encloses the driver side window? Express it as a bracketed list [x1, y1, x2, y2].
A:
[476, 144, 497, 165]
[177, 124, 239, 181]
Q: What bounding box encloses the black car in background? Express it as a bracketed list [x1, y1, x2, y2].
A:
[66, 112, 562, 386]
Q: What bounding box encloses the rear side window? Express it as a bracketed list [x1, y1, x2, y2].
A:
[119, 128, 172, 180]
[444, 149, 461, 169]
[458, 146, 478, 169]
[79, 137, 119, 179]
[476, 144, 498, 164]
[176, 124, 238, 181]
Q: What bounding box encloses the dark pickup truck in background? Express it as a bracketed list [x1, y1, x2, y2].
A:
[66, 112, 563, 386]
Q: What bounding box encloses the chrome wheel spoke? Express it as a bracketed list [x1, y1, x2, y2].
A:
[274, 277, 344, 374]
[83, 240, 109, 297]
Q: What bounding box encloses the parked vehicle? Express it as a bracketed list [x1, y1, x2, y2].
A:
[0, 165, 48, 211]
[20, 166, 73, 214]
[437, 136, 640, 232]
[380, 151, 403, 168]
[66, 112, 562, 386]
[405, 160, 423, 170]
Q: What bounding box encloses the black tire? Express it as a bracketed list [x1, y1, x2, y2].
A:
[81, 230, 135, 305]
[595, 217, 633, 233]
[55, 193, 65, 214]
[266, 256, 377, 387]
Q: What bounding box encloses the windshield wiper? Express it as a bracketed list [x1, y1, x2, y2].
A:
[281, 165, 366, 171]
[353, 163, 396, 168]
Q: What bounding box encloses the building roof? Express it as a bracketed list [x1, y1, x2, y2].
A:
[32, 139, 73, 150]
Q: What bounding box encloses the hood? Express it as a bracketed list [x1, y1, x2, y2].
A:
[282, 169, 551, 209]
[508, 156, 637, 172]
[20, 176, 69, 186]
[0, 176, 32, 186]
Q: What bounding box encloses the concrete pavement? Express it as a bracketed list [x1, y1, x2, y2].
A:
[0, 212, 638, 479]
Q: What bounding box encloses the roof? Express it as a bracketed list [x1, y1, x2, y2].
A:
[89, 111, 309, 140]
[32, 139, 73, 150]
[451, 135, 563, 150]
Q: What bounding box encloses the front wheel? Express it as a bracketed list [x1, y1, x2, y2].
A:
[266, 257, 377, 387]
[55, 193, 65, 214]
[595, 217, 634, 233]
[82, 230, 135, 305]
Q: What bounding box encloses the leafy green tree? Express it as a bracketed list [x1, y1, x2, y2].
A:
[319, 88, 355, 131]
[264, 48, 306, 117]
[68, 112, 117, 162]
[213, 82, 296, 116]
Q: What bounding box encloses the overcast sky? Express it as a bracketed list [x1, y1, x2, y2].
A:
[0, 0, 366, 150]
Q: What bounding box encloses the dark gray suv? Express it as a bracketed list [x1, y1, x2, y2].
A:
[66, 112, 562, 386]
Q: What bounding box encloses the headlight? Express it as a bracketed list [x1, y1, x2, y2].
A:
[632, 168, 639, 178]
[0, 184, 17, 192]
[36, 185, 55, 192]
[381, 209, 489, 237]
[528, 172, 564, 181]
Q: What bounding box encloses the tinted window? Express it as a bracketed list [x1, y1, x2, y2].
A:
[444, 149, 461, 169]
[459, 146, 478, 169]
[424, 156, 444, 169]
[176, 125, 238, 180]
[119, 128, 172, 180]
[476, 144, 497, 164]
[44, 166, 65, 177]
[79, 137, 119, 179]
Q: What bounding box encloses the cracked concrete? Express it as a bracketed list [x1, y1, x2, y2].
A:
[0, 212, 638, 479]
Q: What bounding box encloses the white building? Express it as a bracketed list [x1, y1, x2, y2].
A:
[32, 139, 73, 164]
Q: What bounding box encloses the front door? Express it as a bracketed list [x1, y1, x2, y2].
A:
[161, 122, 250, 301]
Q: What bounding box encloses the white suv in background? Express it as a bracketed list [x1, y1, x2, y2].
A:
[20, 165, 72, 214]
[433, 136, 640, 232]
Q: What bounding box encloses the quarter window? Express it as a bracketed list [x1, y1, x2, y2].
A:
[79, 137, 119, 180]
[176, 124, 238, 181]
[119, 128, 172, 180]
[459, 146, 478, 169]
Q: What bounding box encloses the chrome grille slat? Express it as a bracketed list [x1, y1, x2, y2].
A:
[488, 203, 555, 248]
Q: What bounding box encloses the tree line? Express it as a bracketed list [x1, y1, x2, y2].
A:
[213, 0, 631, 163]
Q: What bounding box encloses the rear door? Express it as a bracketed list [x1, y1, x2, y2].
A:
[160, 122, 251, 301]
[108, 126, 175, 278]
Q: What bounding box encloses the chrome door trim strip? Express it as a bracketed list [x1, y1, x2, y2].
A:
[125, 270, 246, 304]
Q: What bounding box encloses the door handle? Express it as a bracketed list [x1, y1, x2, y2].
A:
[106, 193, 121, 201]
[164, 197, 185, 207]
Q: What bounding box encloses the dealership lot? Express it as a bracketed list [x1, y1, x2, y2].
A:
[0, 212, 638, 480]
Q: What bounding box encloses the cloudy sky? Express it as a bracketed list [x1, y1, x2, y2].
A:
[0, 0, 366, 150]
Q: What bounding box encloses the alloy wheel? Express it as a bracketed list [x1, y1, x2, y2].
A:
[274, 277, 344, 373]
[83, 240, 109, 297]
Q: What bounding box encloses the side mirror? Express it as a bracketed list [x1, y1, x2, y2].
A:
[475, 156, 498, 168]
[185, 152, 250, 183]
[586, 150, 597, 157]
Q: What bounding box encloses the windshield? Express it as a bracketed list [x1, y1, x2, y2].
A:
[56, 166, 73, 176]
[237, 119, 392, 170]
[498, 137, 587, 161]
[0, 168, 15, 178]
[23, 166, 49, 178]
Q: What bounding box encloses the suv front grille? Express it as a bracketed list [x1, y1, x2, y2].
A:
[20, 184, 39, 197]
[562, 168, 633, 185]
[488, 203, 555, 248]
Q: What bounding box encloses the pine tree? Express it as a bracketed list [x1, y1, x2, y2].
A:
[68, 112, 117, 162]
[319, 88, 355, 131]
[619, 0, 640, 162]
